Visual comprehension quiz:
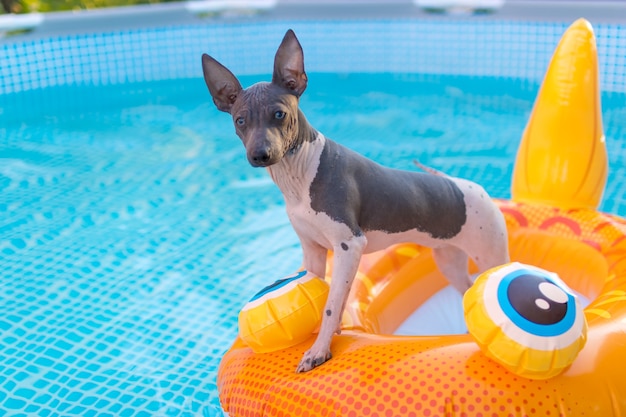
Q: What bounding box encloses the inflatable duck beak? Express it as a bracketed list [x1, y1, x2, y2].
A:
[511, 18, 608, 210]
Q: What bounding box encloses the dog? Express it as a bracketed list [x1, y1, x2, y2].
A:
[201, 30, 510, 373]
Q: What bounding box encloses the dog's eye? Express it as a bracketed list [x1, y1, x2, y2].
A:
[235, 117, 245, 126]
[274, 111, 286, 120]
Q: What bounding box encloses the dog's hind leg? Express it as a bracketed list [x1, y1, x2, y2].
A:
[432, 246, 473, 294]
[301, 239, 328, 279]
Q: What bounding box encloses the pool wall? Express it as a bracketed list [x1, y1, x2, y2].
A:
[1, 14, 626, 95]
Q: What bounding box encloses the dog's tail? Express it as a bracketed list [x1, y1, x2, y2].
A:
[413, 160, 447, 177]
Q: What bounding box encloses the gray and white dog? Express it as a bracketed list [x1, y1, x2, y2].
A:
[202, 30, 510, 373]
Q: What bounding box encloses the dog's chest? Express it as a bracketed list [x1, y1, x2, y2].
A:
[274, 157, 323, 235]
[267, 135, 344, 245]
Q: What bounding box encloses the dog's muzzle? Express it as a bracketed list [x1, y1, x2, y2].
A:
[248, 146, 276, 167]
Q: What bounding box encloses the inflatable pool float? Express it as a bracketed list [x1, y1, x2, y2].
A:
[218, 19, 626, 416]
[463, 261, 587, 380]
[238, 270, 329, 353]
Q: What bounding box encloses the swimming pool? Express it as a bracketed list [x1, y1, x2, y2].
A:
[2, 7, 626, 416]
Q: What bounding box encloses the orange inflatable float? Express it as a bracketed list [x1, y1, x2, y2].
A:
[218, 19, 626, 416]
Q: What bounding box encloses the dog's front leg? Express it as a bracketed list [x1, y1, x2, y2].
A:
[296, 235, 367, 373]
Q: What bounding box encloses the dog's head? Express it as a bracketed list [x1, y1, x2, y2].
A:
[202, 30, 308, 167]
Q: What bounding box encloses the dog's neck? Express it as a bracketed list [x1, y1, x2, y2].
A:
[267, 109, 323, 203]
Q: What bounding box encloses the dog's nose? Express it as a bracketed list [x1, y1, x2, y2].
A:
[249, 147, 272, 167]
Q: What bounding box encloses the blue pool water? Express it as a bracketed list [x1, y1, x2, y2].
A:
[1, 72, 626, 416]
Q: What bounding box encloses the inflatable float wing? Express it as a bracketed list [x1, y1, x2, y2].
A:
[218, 18, 626, 416]
[512, 18, 608, 210]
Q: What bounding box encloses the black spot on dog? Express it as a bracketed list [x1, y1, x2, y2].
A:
[314, 355, 329, 366]
[326, 309, 332, 316]
[341, 242, 349, 251]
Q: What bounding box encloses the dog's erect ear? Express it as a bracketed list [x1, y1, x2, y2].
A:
[272, 29, 308, 97]
[202, 54, 243, 113]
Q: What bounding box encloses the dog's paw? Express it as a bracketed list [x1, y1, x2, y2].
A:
[296, 348, 332, 373]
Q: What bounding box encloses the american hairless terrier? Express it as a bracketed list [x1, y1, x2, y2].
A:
[202, 30, 510, 372]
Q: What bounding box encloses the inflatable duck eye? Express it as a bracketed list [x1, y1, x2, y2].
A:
[238, 271, 329, 353]
[464, 262, 587, 380]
